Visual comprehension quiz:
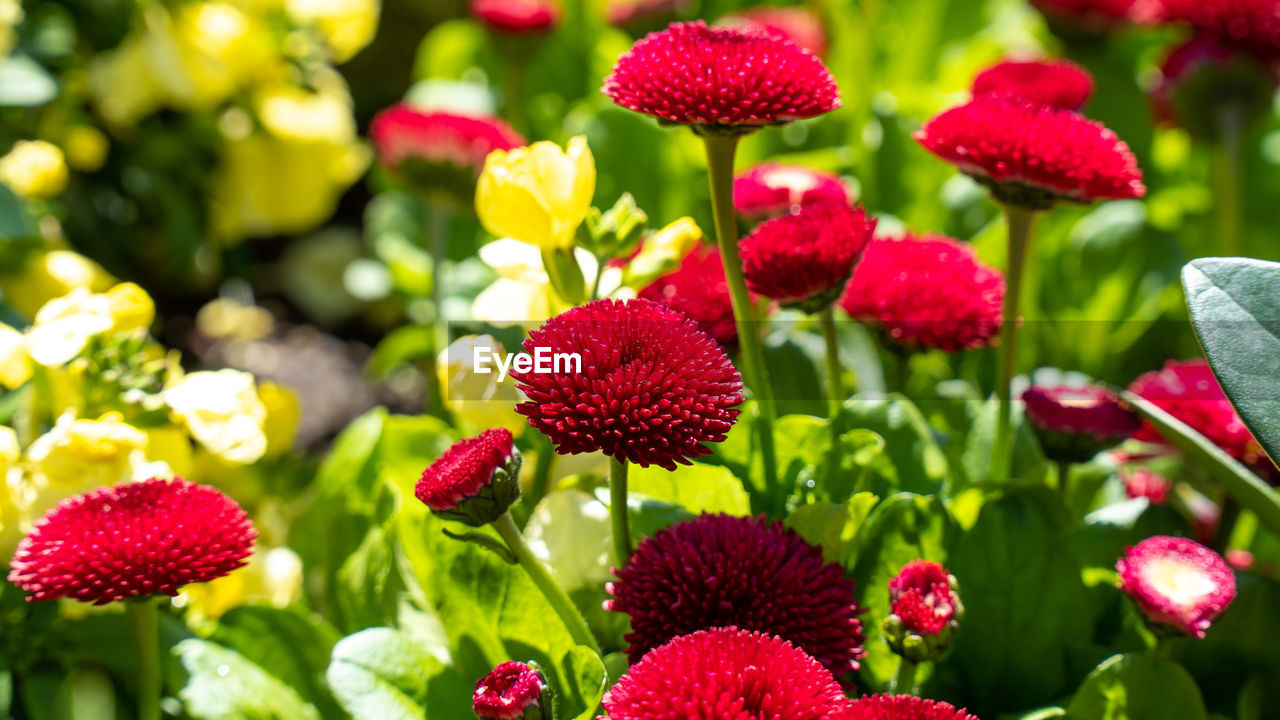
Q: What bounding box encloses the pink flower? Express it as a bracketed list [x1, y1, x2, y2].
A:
[1123, 467, 1173, 504]
[1022, 385, 1141, 463]
[1117, 535, 1236, 637]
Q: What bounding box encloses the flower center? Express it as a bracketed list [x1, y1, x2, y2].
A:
[1141, 555, 1217, 608]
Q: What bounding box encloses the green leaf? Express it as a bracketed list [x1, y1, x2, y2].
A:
[326, 627, 467, 720]
[1120, 390, 1280, 538]
[1067, 652, 1207, 720]
[0, 56, 58, 107]
[785, 492, 879, 564]
[175, 639, 322, 720]
[210, 606, 342, 716]
[841, 393, 951, 496]
[1182, 258, 1280, 467]
[57, 666, 116, 720]
[627, 462, 750, 516]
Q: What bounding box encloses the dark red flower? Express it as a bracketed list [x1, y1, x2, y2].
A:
[915, 97, 1145, 208]
[1117, 535, 1236, 638]
[7, 477, 255, 605]
[369, 105, 525, 190]
[512, 298, 743, 470]
[473, 661, 548, 720]
[1159, 0, 1280, 60]
[606, 513, 865, 676]
[470, 0, 560, 33]
[1128, 359, 1275, 480]
[602, 627, 857, 720]
[722, 6, 828, 56]
[638, 245, 740, 347]
[1150, 37, 1278, 138]
[1022, 385, 1141, 463]
[603, 20, 840, 130]
[847, 694, 980, 720]
[971, 58, 1095, 111]
[888, 560, 958, 635]
[838, 233, 1005, 352]
[739, 202, 875, 312]
[415, 428, 520, 525]
[733, 162, 851, 219]
[1123, 467, 1172, 504]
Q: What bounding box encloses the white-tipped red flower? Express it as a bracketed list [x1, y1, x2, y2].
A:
[1117, 535, 1236, 638]
[1021, 385, 1141, 463]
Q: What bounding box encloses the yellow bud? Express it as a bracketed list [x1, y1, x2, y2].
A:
[0, 322, 31, 389]
[105, 282, 156, 333]
[0, 140, 68, 199]
[476, 136, 595, 251]
[258, 381, 300, 459]
[623, 217, 703, 288]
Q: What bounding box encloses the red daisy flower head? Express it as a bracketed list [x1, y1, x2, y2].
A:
[1128, 359, 1276, 481]
[606, 513, 866, 676]
[838, 233, 1005, 353]
[7, 477, 255, 605]
[1123, 467, 1172, 505]
[740, 202, 876, 313]
[847, 694, 980, 720]
[473, 661, 549, 720]
[884, 560, 963, 662]
[415, 428, 522, 526]
[1116, 535, 1237, 638]
[733, 162, 851, 219]
[603, 20, 840, 133]
[1159, 0, 1280, 60]
[1150, 36, 1278, 139]
[971, 58, 1096, 111]
[637, 245, 741, 347]
[721, 6, 829, 56]
[512, 298, 743, 470]
[1021, 385, 1141, 463]
[914, 97, 1145, 208]
[470, 0, 560, 34]
[601, 627, 857, 720]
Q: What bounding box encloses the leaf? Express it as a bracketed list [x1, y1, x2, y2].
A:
[1120, 390, 1280, 539]
[211, 606, 342, 716]
[175, 638, 322, 720]
[1172, 574, 1280, 711]
[1182, 258, 1280, 467]
[627, 462, 750, 517]
[785, 492, 879, 564]
[1067, 652, 1207, 720]
[326, 627, 466, 720]
[0, 56, 58, 107]
[841, 394, 950, 496]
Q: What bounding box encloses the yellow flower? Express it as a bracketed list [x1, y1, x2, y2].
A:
[143, 425, 195, 480]
[104, 282, 156, 333]
[0, 140, 69, 199]
[163, 369, 267, 465]
[64, 126, 110, 172]
[19, 413, 153, 519]
[438, 335, 526, 436]
[88, 35, 163, 127]
[0, 249, 114, 320]
[178, 546, 302, 618]
[285, 0, 380, 62]
[258, 381, 300, 459]
[622, 217, 703, 288]
[24, 288, 116, 367]
[476, 136, 596, 251]
[0, 322, 31, 389]
[142, 3, 273, 110]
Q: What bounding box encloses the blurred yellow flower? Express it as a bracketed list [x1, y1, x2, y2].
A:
[18, 412, 155, 520]
[472, 238, 622, 326]
[24, 288, 116, 367]
[104, 282, 156, 332]
[0, 140, 69, 199]
[196, 297, 275, 341]
[88, 36, 163, 128]
[179, 545, 303, 618]
[258, 381, 300, 459]
[0, 322, 31, 389]
[438, 335, 526, 436]
[622, 217, 703, 288]
[143, 3, 273, 110]
[163, 369, 268, 465]
[143, 425, 195, 480]
[0, 249, 114, 320]
[285, 0, 380, 62]
[64, 126, 110, 172]
[476, 136, 596, 251]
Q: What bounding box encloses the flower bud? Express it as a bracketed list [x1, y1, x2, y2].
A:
[1021, 385, 1140, 463]
[416, 429, 522, 527]
[473, 661, 553, 720]
[884, 560, 963, 663]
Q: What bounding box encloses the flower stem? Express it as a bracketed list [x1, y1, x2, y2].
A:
[610, 458, 632, 566]
[819, 306, 845, 424]
[492, 512, 600, 653]
[1058, 460, 1073, 505]
[991, 205, 1036, 484]
[702, 133, 780, 506]
[890, 656, 917, 696]
[1212, 107, 1245, 257]
[126, 598, 161, 720]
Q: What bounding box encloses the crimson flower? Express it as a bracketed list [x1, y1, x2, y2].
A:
[415, 428, 521, 526]
[601, 627, 857, 720]
[1123, 467, 1172, 504]
[915, 97, 1145, 208]
[971, 58, 1095, 111]
[1117, 535, 1237, 638]
[638, 245, 740, 347]
[884, 560, 962, 663]
[848, 694, 980, 720]
[603, 20, 840, 132]
[473, 661, 548, 720]
[470, 0, 560, 33]
[512, 298, 743, 470]
[722, 6, 828, 56]
[733, 163, 851, 219]
[1021, 385, 1141, 463]
[740, 202, 875, 312]
[838, 233, 1005, 352]
[1159, 0, 1280, 60]
[7, 477, 255, 605]
[606, 513, 865, 676]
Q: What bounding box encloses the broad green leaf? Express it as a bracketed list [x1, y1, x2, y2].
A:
[1067, 652, 1207, 720]
[961, 395, 1047, 486]
[211, 606, 342, 716]
[1183, 258, 1280, 467]
[841, 394, 950, 496]
[175, 638, 321, 720]
[785, 492, 879, 564]
[326, 627, 467, 720]
[627, 462, 750, 516]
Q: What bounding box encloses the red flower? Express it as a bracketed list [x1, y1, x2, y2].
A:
[606, 514, 866, 676]
[838, 233, 1005, 352]
[7, 477, 255, 605]
[914, 98, 1145, 208]
[740, 202, 875, 312]
[369, 104, 525, 181]
[971, 58, 1095, 111]
[1128, 359, 1275, 480]
[1122, 467, 1172, 504]
[638, 245, 740, 347]
[733, 163, 851, 219]
[1117, 535, 1237, 638]
[888, 560, 958, 635]
[602, 627, 857, 720]
[470, 0, 560, 34]
[1022, 385, 1141, 463]
[473, 661, 547, 720]
[848, 694, 980, 720]
[512, 298, 743, 470]
[603, 20, 840, 131]
[722, 6, 828, 56]
[1159, 0, 1280, 60]
[415, 428, 520, 525]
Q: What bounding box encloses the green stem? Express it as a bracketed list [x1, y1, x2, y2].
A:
[991, 205, 1036, 484]
[702, 133, 780, 506]
[1212, 107, 1245, 257]
[1152, 635, 1174, 662]
[1058, 460, 1072, 505]
[890, 656, 918, 696]
[126, 598, 160, 720]
[609, 458, 632, 566]
[819, 306, 844, 424]
[492, 513, 600, 653]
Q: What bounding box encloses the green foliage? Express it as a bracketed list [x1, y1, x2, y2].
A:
[1067, 653, 1208, 720]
